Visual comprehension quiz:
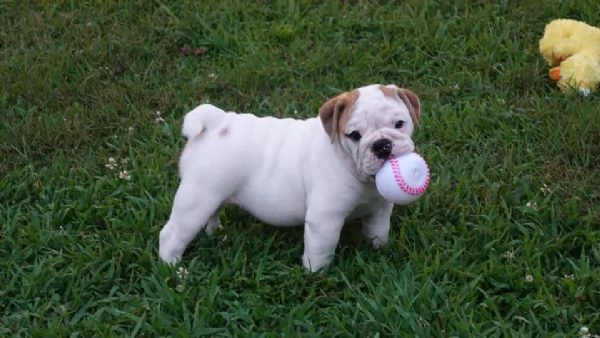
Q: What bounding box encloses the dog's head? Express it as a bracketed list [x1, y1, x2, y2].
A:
[319, 84, 421, 180]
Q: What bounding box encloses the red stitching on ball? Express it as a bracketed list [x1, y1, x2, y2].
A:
[389, 156, 430, 196]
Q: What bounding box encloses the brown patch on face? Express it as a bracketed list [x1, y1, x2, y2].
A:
[380, 85, 421, 127]
[318, 90, 360, 141]
[218, 127, 229, 137]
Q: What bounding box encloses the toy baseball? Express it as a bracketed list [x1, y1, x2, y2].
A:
[375, 152, 430, 204]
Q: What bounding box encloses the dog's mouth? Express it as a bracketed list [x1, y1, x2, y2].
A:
[360, 159, 387, 182]
[368, 157, 392, 180]
[357, 137, 414, 180]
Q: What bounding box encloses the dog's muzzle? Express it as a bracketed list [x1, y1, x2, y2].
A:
[371, 138, 393, 159]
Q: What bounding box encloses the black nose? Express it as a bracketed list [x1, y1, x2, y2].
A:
[371, 139, 392, 159]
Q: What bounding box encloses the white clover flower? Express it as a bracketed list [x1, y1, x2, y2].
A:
[177, 267, 188, 280]
[526, 201, 538, 211]
[105, 157, 117, 170]
[119, 170, 131, 181]
[525, 274, 533, 283]
[153, 111, 165, 123]
[503, 249, 515, 260]
[540, 183, 551, 195]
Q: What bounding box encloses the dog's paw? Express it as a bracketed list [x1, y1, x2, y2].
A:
[371, 236, 389, 249]
[158, 227, 184, 265]
[159, 251, 181, 265]
[302, 253, 333, 273]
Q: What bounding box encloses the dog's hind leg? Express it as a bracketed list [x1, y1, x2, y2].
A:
[158, 181, 223, 264]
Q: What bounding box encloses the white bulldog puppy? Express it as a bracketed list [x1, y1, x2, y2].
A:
[159, 84, 421, 272]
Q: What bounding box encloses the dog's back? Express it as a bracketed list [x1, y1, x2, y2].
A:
[178, 104, 324, 226]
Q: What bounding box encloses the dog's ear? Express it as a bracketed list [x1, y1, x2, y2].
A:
[384, 85, 421, 127]
[318, 95, 341, 138]
[319, 91, 358, 141]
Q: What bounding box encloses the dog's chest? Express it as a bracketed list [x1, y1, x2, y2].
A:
[347, 186, 386, 219]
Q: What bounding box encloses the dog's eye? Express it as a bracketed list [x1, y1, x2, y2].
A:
[395, 120, 405, 129]
[346, 131, 362, 142]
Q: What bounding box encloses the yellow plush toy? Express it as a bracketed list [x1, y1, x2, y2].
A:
[539, 19, 600, 96]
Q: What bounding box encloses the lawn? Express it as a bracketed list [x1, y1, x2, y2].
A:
[1, 0, 600, 336]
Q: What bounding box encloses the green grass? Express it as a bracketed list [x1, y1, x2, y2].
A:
[2, 0, 600, 336]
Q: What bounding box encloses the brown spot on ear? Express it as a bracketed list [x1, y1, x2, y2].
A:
[381, 85, 421, 127]
[318, 90, 359, 141]
[378, 85, 397, 99]
[218, 127, 229, 137]
[397, 88, 421, 126]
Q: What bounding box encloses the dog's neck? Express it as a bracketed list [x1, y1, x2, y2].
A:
[330, 141, 373, 185]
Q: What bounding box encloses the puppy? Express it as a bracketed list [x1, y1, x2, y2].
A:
[159, 84, 421, 272]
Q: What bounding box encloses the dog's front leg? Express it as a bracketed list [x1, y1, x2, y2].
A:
[301, 212, 345, 273]
[361, 201, 394, 249]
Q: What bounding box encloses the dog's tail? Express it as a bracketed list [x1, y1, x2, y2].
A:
[182, 104, 227, 139]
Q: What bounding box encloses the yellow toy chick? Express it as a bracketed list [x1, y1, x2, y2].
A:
[539, 19, 600, 96]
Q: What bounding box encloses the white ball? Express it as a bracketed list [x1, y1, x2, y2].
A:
[375, 152, 430, 204]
